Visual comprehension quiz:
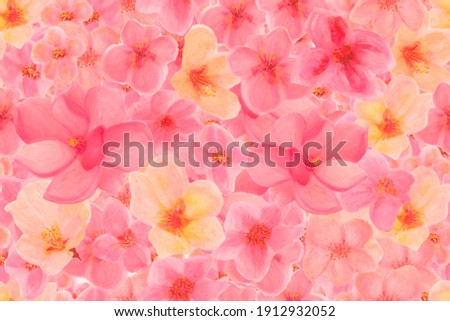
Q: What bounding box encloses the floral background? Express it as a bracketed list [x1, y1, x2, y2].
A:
[0, 0, 450, 301]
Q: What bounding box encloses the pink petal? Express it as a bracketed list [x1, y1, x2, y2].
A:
[327, 258, 354, 286]
[236, 244, 272, 281]
[398, 0, 424, 31]
[44, 161, 99, 203]
[183, 255, 212, 280]
[191, 278, 228, 300]
[241, 73, 283, 114]
[433, 82, 450, 110]
[88, 258, 125, 289]
[315, 160, 366, 192]
[371, 196, 400, 231]
[122, 244, 150, 272]
[295, 176, 342, 214]
[15, 98, 70, 143]
[302, 248, 330, 280]
[343, 219, 372, 248]
[86, 86, 125, 130]
[92, 234, 121, 262]
[102, 198, 130, 236]
[132, 59, 165, 94]
[308, 12, 351, 49]
[80, 126, 105, 170]
[291, 48, 331, 85]
[229, 47, 260, 78]
[159, 0, 194, 35]
[16, 140, 75, 177]
[151, 36, 178, 64]
[102, 46, 133, 83]
[353, 30, 394, 74]
[268, 226, 301, 252]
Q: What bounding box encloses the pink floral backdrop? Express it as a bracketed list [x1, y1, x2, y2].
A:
[0, 0, 450, 301]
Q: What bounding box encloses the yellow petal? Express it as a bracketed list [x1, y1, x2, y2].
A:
[183, 217, 225, 251]
[355, 100, 385, 124]
[373, 135, 410, 160]
[3, 24, 32, 48]
[148, 227, 191, 258]
[197, 86, 240, 120]
[429, 281, 450, 301]
[183, 180, 223, 220]
[171, 69, 198, 101]
[392, 224, 429, 250]
[182, 25, 217, 67]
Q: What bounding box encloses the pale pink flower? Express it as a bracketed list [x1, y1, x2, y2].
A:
[5, 180, 90, 275]
[41, 0, 93, 26]
[200, 0, 266, 47]
[341, 151, 415, 231]
[103, 20, 178, 93]
[0, 88, 22, 155]
[31, 23, 87, 87]
[91, 198, 151, 273]
[350, 0, 425, 39]
[302, 215, 378, 286]
[229, 27, 305, 114]
[144, 255, 228, 300]
[215, 202, 301, 282]
[356, 266, 422, 300]
[417, 83, 450, 154]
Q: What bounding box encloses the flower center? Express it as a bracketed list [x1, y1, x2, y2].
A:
[246, 223, 272, 246]
[84, 10, 100, 25]
[41, 226, 67, 253]
[396, 203, 423, 231]
[159, 115, 175, 129]
[159, 199, 190, 236]
[0, 104, 13, 128]
[0, 252, 7, 266]
[52, 48, 67, 60]
[210, 152, 230, 166]
[25, 262, 38, 271]
[378, 0, 399, 10]
[376, 177, 397, 195]
[313, 87, 326, 98]
[401, 42, 429, 73]
[60, 11, 74, 21]
[121, 0, 136, 12]
[421, 292, 429, 301]
[284, 291, 301, 300]
[428, 233, 440, 244]
[168, 277, 194, 301]
[132, 43, 152, 68]
[21, 65, 40, 80]
[78, 49, 99, 67]
[116, 184, 131, 208]
[118, 228, 136, 248]
[329, 241, 350, 260]
[257, 52, 280, 83]
[67, 136, 87, 154]
[1, 1, 27, 29]
[377, 292, 396, 301]
[229, 3, 249, 26]
[377, 109, 403, 138]
[332, 44, 354, 65]
[189, 65, 216, 97]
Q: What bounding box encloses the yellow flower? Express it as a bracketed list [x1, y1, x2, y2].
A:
[129, 156, 225, 258]
[355, 75, 432, 160]
[0, 0, 48, 55]
[390, 166, 450, 250]
[429, 0, 450, 28]
[171, 24, 240, 120]
[391, 26, 450, 92]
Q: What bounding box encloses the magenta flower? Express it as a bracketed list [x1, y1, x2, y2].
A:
[292, 10, 394, 98]
[103, 20, 178, 93]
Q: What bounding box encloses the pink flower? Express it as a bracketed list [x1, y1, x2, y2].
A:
[356, 266, 422, 300]
[31, 23, 87, 87]
[350, 0, 425, 39]
[229, 27, 305, 114]
[103, 20, 178, 93]
[144, 255, 228, 300]
[200, 0, 266, 47]
[0, 88, 22, 155]
[417, 83, 450, 154]
[292, 10, 394, 98]
[0, 43, 51, 97]
[41, 0, 93, 26]
[248, 111, 367, 214]
[131, 90, 202, 145]
[91, 198, 151, 273]
[4, 250, 48, 299]
[341, 151, 415, 231]
[76, 26, 120, 90]
[14, 83, 152, 203]
[302, 215, 378, 286]
[215, 202, 301, 282]
[257, 0, 328, 40]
